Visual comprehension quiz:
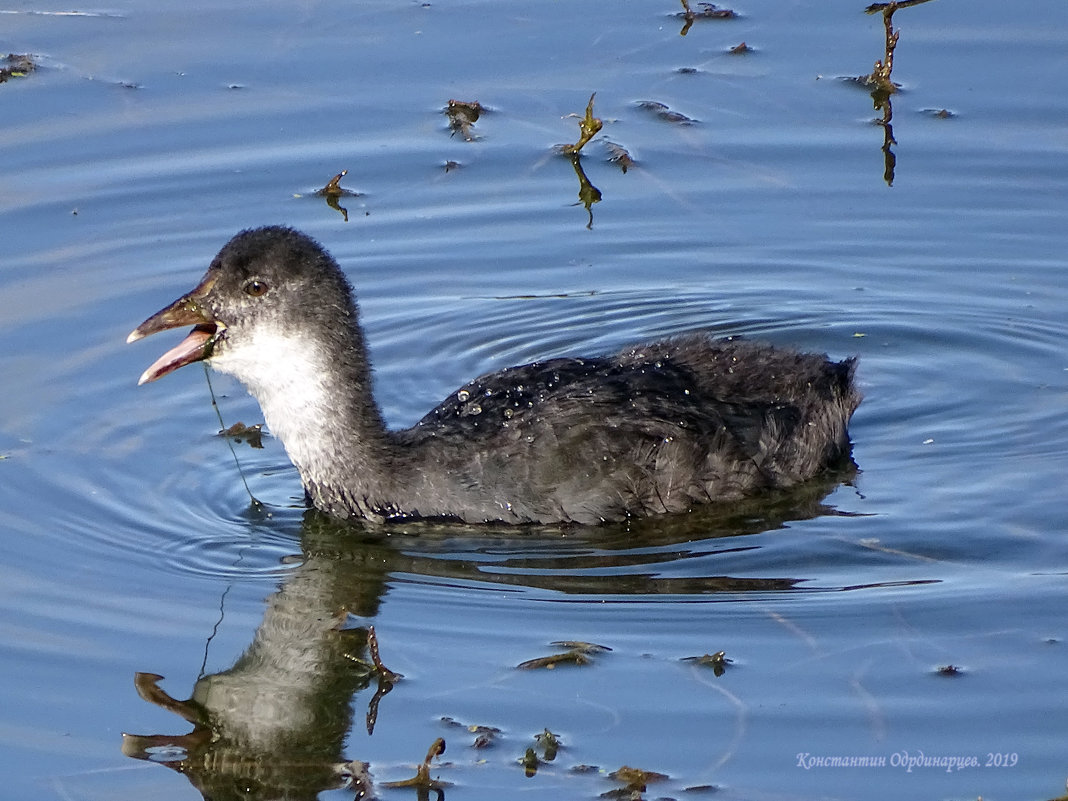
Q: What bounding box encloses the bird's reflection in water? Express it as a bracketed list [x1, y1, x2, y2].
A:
[123, 463, 864, 800]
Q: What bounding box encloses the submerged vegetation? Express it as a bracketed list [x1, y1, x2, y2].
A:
[856, 0, 939, 185]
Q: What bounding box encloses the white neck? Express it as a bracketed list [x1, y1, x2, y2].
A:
[211, 327, 348, 483]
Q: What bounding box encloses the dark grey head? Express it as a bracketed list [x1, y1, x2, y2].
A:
[128, 226, 359, 386]
[129, 227, 383, 490]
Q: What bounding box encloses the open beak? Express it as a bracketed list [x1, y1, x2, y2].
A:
[127, 276, 223, 385]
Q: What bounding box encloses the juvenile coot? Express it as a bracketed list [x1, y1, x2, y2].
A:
[128, 226, 860, 525]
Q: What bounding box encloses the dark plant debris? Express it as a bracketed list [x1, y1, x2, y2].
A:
[677, 0, 736, 35]
[635, 100, 697, 125]
[861, 0, 936, 94]
[678, 0, 735, 18]
[936, 664, 963, 677]
[1, 53, 36, 83]
[567, 153, 601, 230]
[571, 764, 602, 774]
[865, 0, 934, 12]
[921, 107, 955, 119]
[855, 0, 938, 187]
[382, 737, 451, 791]
[341, 625, 402, 734]
[367, 625, 402, 683]
[217, 421, 263, 449]
[315, 170, 359, 198]
[445, 99, 484, 141]
[559, 92, 603, 156]
[516, 640, 611, 669]
[728, 41, 752, 54]
[554, 95, 609, 229]
[440, 717, 502, 749]
[313, 170, 360, 221]
[602, 140, 635, 173]
[521, 747, 541, 777]
[534, 728, 561, 761]
[604, 765, 670, 798]
[337, 761, 374, 799]
[682, 650, 733, 677]
[521, 728, 562, 775]
[677, 1, 735, 35]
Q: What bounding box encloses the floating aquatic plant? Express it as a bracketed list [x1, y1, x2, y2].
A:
[445, 98, 484, 141]
[516, 640, 612, 669]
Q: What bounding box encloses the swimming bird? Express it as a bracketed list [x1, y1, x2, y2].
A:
[128, 226, 860, 525]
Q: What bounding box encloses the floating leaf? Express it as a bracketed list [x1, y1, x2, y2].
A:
[517, 641, 611, 669]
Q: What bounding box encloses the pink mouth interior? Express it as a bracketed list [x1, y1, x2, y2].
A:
[138, 324, 216, 385]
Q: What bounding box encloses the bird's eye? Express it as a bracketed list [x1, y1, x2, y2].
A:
[244, 279, 269, 297]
